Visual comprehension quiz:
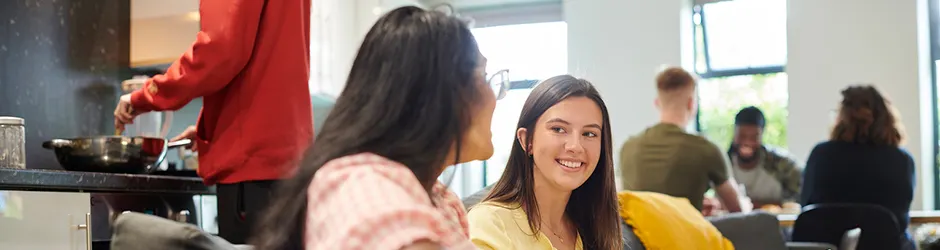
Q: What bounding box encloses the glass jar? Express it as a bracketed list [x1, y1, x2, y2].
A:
[0, 116, 25, 169]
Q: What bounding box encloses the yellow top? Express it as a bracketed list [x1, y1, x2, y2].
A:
[467, 201, 584, 250]
[618, 191, 735, 250]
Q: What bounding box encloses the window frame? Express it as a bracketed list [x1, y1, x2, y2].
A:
[927, 0, 940, 210]
[693, 4, 786, 79]
[457, 1, 563, 28]
[463, 17, 568, 195]
[481, 79, 540, 186]
[692, 3, 787, 134]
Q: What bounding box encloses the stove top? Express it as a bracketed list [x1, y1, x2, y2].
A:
[150, 169, 198, 178]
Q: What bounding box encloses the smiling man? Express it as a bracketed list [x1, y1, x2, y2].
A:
[728, 106, 802, 207]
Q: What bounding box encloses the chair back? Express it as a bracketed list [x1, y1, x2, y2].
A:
[791, 203, 901, 250]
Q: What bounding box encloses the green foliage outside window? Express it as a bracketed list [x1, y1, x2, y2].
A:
[697, 73, 789, 150]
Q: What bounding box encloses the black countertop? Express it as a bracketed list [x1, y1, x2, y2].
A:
[0, 168, 215, 195]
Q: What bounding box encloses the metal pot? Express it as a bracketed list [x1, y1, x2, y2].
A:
[42, 136, 191, 174]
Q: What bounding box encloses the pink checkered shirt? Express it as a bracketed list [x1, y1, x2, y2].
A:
[304, 152, 478, 250]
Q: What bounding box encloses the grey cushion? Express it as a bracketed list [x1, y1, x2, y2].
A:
[111, 212, 249, 250]
[708, 212, 788, 250]
[621, 220, 646, 250]
[785, 242, 839, 250]
[462, 185, 495, 210]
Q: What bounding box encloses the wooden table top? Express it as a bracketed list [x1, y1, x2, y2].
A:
[776, 210, 940, 226]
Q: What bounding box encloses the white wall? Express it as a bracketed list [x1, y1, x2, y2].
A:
[131, 0, 198, 20]
[564, 0, 694, 188]
[788, 0, 934, 209]
[130, 15, 199, 67]
[310, 0, 424, 97]
[565, 0, 935, 208]
[129, 0, 198, 67]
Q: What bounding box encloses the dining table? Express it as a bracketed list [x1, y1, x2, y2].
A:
[776, 210, 940, 227]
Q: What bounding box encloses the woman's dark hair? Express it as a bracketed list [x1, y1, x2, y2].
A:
[483, 75, 623, 250]
[250, 6, 482, 249]
[831, 85, 903, 147]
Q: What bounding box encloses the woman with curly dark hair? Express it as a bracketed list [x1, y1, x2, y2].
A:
[800, 85, 914, 249]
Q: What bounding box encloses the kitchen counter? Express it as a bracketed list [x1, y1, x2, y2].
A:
[0, 167, 215, 195]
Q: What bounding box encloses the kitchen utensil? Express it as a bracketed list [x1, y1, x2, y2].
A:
[42, 137, 191, 174]
[122, 77, 173, 138]
[178, 148, 198, 171]
[114, 103, 131, 136]
[0, 117, 26, 169]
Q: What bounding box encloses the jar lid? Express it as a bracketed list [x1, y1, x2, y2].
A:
[122, 76, 149, 93]
[0, 116, 24, 125]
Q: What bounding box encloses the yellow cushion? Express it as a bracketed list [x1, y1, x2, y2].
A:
[618, 191, 735, 250]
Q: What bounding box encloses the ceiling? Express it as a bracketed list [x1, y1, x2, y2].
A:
[420, 0, 558, 10]
[131, 0, 198, 20]
[129, 0, 556, 20]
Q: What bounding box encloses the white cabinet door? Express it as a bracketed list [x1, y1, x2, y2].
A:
[0, 191, 91, 250]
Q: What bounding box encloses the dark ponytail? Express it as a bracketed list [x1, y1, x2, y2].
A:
[249, 6, 482, 249]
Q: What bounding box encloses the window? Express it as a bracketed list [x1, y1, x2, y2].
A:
[928, 0, 940, 209]
[697, 74, 789, 149]
[694, 0, 789, 150]
[441, 21, 568, 198]
[475, 21, 567, 186]
[697, 0, 787, 75]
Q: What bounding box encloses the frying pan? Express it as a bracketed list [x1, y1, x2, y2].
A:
[42, 136, 192, 174]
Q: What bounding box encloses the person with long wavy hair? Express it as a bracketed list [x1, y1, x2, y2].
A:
[801, 85, 915, 249]
[249, 6, 499, 250]
[466, 75, 622, 250]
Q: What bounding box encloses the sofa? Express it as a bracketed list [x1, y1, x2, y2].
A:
[463, 186, 837, 250]
[111, 187, 838, 250]
[619, 211, 840, 250]
[110, 212, 254, 250]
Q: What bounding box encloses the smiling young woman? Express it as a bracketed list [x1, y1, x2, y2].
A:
[466, 75, 622, 250]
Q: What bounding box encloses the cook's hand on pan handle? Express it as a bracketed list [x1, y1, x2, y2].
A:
[172, 125, 198, 151]
[113, 94, 140, 131]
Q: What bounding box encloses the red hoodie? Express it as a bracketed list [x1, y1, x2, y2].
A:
[131, 0, 313, 185]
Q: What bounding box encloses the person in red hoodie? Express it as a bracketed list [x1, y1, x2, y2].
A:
[113, 0, 314, 244]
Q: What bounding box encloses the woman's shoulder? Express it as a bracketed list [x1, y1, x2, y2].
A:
[308, 153, 432, 205]
[810, 140, 837, 151]
[809, 141, 914, 166]
[319, 152, 411, 174]
[895, 147, 915, 160]
[314, 153, 420, 187]
[808, 140, 859, 156]
[304, 153, 473, 249]
[466, 201, 521, 221]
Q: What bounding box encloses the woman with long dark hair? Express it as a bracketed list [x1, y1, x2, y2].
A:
[467, 75, 622, 250]
[250, 6, 498, 250]
[800, 85, 914, 249]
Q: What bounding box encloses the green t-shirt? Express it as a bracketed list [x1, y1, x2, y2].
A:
[619, 123, 732, 210]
